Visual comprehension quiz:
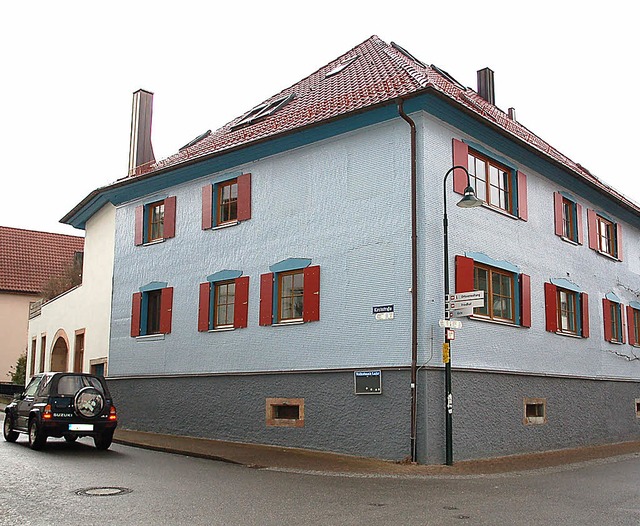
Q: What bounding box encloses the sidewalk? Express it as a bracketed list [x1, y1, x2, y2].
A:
[113, 427, 640, 477]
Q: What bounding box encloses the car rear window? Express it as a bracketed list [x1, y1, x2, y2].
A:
[56, 375, 104, 396]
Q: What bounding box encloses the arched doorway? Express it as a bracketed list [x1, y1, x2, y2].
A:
[50, 335, 69, 372]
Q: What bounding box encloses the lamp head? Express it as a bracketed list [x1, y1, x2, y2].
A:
[456, 185, 483, 208]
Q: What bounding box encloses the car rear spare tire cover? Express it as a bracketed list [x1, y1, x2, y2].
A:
[75, 387, 104, 418]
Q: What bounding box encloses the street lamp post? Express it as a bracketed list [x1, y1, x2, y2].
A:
[443, 165, 483, 466]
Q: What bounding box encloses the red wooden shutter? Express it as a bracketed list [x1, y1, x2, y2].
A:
[259, 273, 274, 326]
[159, 287, 173, 334]
[452, 139, 469, 195]
[520, 274, 531, 328]
[202, 185, 213, 230]
[616, 223, 623, 261]
[198, 282, 210, 332]
[553, 192, 564, 237]
[455, 255, 474, 293]
[517, 172, 528, 221]
[581, 293, 589, 337]
[131, 292, 142, 337]
[576, 203, 584, 244]
[621, 304, 626, 344]
[163, 196, 176, 239]
[303, 265, 321, 322]
[602, 298, 612, 341]
[627, 306, 636, 346]
[237, 173, 252, 221]
[587, 209, 598, 250]
[234, 276, 249, 328]
[134, 206, 144, 246]
[544, 283, 558, 332]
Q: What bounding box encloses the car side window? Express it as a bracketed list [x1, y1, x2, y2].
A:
[23, 377, 43, 397]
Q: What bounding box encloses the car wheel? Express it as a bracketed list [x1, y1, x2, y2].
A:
[94, 431, 113, 451]
[3, 415, 19, 442]
[28, 418, 47, 450]
[64, 434, 78, 443]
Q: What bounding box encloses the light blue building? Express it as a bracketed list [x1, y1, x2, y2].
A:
[64, 36, 640, 463]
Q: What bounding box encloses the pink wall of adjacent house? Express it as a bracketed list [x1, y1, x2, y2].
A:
[0, 292, 37, 383]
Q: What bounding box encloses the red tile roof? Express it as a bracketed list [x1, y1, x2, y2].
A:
[128, 35, 636, 215]
[0, 226, 84, 295]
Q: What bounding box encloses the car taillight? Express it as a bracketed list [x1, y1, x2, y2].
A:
[43, 404, 52, 420]
[108, 405, 117, 421]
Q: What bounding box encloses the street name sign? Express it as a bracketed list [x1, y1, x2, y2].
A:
[446, 299, 484, 309]
[446, 291, 485, 302]
[447, 306, 474, 318]
[438, 319, 462, 329]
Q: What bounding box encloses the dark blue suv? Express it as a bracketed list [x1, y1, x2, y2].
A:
[3, 372, 117, 450]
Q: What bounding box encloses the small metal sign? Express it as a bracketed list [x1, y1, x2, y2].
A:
[373, 305, 394, 320]
[354, 370, 382, 394]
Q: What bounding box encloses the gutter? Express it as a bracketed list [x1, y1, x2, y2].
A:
[397, 99, 419, 463]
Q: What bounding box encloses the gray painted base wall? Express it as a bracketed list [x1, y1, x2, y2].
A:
[424, 369, 640, 463]
[108, 369, 640, 463]
[108, 370, 413, 461]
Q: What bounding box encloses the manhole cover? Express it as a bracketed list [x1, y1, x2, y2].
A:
[75, 487, 132, 497]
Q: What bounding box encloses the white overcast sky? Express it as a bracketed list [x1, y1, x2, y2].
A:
[1, 1, 638, 236]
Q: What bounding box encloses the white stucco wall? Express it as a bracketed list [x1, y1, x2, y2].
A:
[27, 204, 115, 376]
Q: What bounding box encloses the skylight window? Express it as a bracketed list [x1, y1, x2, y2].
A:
[325, 56, 358, 78]
[233, 93, 295, 128]
[431, 64, 467, 91]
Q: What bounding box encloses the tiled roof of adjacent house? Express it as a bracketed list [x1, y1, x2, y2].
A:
[123, 35, 634, 212]
[0, 226, 84, 294]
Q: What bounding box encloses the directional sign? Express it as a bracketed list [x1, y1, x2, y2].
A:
[448, 306, 474, 318]
[439, 319, 462, 329]
[446, 291, 485, 302]
[446, 299, 484, 310]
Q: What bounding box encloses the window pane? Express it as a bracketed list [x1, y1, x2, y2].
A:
[279, 271, 304, 321]
[474, 267, 488, 315]
[146, 290, 162, 334]
[218, 180, 239, 223]
[475, 159, 486, 182]
[214, 282, 235, 327]
[489, 165, 499, 187]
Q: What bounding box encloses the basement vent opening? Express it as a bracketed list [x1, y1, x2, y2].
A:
[325, 56, 358, 78]
[636, 399, 640, 418]
[524, 398, 546, 425]
[266, 397, 304, 427]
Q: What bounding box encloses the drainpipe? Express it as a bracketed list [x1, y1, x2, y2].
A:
[397, 99, 418, 463]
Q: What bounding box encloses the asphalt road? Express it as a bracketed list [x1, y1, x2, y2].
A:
[2, 416, 640, 525]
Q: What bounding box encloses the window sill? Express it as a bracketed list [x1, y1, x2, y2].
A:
[560, 236, 580, 246]
[142, 239, 165, 247]
[480, 202, 518, 220]
[212, 221, 239, 231]
[209, 327, 235, 333]
[135, 334, 166, 342]
[272, 319, 304, 327]
[555, 330, 584, 339]
[595, 249, 620, 262]
[469, 315, 521, 328]
[607, 339, 624, 345]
